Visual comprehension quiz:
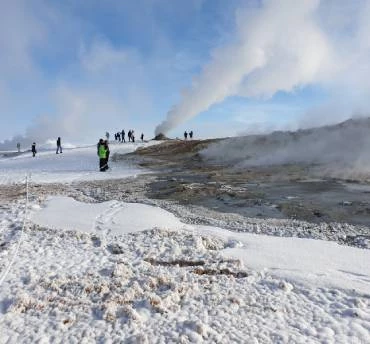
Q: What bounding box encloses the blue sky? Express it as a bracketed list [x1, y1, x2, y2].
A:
[0, 0, 369, 147]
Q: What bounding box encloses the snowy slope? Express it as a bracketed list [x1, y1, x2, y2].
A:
[0, 141, 156, 184]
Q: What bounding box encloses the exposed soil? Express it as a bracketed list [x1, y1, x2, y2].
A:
[116, 139, 370, 228]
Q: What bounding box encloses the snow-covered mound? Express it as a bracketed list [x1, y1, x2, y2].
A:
[0, 141, 160, 184]
[201, 117, 370, 180]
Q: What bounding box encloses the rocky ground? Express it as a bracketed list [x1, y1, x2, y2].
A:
[114, 139, 370, 247]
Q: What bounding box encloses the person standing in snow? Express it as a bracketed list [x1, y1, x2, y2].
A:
[121, 129, 125, 143]
[31, 142, 37, 157]
[189, 131, 193, 139]
[140, 133, 144, 142]
[97, 138, 104, 155]
[104, 140, 110, 171]
[184, 131, 188, 140]
[56, 137, 62, 154]
[98, 140, 107, 171]
[128, 130, 132, 142]
[105, 131, 110, 141]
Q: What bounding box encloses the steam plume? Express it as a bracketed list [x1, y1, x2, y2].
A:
[155, 0, 340, 135]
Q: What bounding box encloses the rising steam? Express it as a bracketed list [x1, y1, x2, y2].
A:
[201, 117, 370, 181]
[156, 0, 370, 135]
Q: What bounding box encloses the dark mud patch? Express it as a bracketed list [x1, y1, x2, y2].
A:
[118, 140, 370, 227]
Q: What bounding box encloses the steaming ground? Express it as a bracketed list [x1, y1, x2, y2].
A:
[0, 127, 369, 343]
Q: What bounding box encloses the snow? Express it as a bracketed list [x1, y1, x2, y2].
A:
[30, 196, 370, 294]
[0, 141, 157, 184]
[30, 196, 185, 234]
[0, 141, 369, 343]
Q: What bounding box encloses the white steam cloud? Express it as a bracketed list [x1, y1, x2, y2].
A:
[156, 0, 370, 135]
[201, 117, 370, 181]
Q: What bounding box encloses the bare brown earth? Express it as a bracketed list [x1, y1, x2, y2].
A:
[116, 139, 370, 228]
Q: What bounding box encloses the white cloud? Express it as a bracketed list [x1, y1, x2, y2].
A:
[79, 39, 128, 73]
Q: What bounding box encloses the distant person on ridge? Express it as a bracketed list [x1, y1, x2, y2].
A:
[184, 131, 188, 140]
[56, 137, 62, 154]
[121, 129, 125, 142]
[17, 142, 20, 152]
[128, 130, 132, 142]
[31, 142, 37, 157]
[141, 133, 144, 142]
[189, 131, 193, 139]
[105, 131, 110, 141]
[132, 130, 135, 142]
[117, 132, 121, 142]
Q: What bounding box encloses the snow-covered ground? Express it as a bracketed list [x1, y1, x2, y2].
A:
[0, 141, 156, 184]
[0, 142, 369, 343]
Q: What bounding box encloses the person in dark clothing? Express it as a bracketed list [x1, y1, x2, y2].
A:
[56, 137, 62, 154]
[128, 130, 132, 142]
[140, 133, 144, 142]
[121, 129, 125, 142]
[132, 130, 135, 142]
[184, 131, 188, 140]
[189, 131, 193, 139]
[31, 143, 37, 157]
[97, 138, 104, 155]
[103, 140, 110, 171]
[117, 132, 121, 142]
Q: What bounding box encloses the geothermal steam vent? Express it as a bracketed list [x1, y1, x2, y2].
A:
[154, 133, 169, 140]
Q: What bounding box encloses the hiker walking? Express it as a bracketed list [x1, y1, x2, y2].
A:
[189, 131, 193, 139]
[31, 142, 37, 157]
[128, 130, 132, 142]
[184, 131, 188, 140]
[140, 133, 144, 142]
[56, 137, 62, 154]
[121, 129, 125, 142]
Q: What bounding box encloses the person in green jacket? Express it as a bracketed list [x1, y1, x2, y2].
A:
[98, 140, 107, 171]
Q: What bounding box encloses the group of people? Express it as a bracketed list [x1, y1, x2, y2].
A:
[112, 130, 145, 143]
[27, 130, 148, 172]
[97, 139, 110, 172]
[184, 130, 194, 140]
